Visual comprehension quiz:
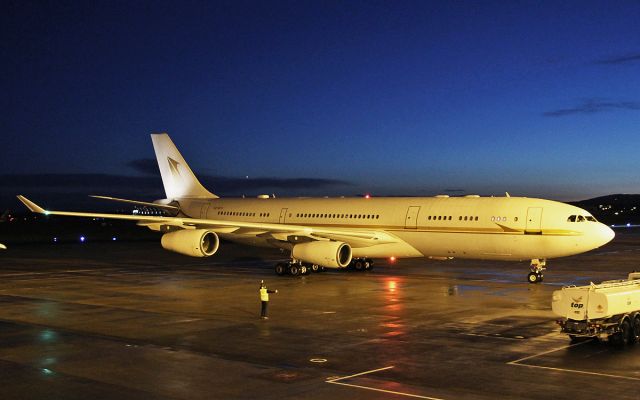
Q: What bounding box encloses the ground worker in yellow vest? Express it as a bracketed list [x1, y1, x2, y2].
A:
[259, 280, 277, 319]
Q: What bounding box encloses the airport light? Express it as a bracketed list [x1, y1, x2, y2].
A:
[112, 237, 117, 241]
[53, 237, 58, 242]
[80, 236, 86, 243]
[389, 256, 396, 263]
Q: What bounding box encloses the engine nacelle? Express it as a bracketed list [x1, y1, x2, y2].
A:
[161, 229, 220, 257]
[292, 241, 352, 268]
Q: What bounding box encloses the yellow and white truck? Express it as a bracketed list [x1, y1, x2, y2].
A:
[552, 273, 640, 345]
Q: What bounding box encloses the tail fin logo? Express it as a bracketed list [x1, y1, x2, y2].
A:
[167, 157, 181, 179]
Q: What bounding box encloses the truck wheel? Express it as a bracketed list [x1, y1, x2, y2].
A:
[613, 320, 631, 347]
[632, 315, 640, 344]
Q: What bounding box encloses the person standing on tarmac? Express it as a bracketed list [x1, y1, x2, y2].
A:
[259, 280, 277, 319]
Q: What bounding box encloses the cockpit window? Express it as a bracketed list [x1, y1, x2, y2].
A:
[567, 214, 596, 222]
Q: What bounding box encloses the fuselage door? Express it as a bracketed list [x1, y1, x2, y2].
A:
[405, 206, 421, 229]
[200, 203, 209, 219]
[525, 207, 543, 233]
[279, 208, 288, 224]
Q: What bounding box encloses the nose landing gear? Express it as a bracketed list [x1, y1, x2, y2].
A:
[527, 258, 546, 283]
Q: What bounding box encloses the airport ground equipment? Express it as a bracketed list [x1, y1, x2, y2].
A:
[552, 272, 640, 345]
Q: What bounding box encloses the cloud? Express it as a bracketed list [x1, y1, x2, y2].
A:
[543, 99, 640, 117]
[1, 172, 352, 199]
[127, 158, 159, 175]
[594, 53, 640, 65]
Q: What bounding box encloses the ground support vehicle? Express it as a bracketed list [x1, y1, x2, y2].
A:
[552, 273, 640, 345]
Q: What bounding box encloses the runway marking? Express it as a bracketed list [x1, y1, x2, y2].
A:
[326, 366, 446, 399]
[507, 340, 640, 382]
[461, 332, 523, 341]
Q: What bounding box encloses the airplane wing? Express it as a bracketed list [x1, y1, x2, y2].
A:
[89, 195, 180, 213]
[17, 196, 399, 248]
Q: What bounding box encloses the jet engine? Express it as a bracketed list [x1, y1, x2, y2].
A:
[161, 229, 219, 257]
[292, 241, 352, 268]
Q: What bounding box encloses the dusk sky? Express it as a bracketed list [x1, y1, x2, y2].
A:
[2, 1, 640, 210]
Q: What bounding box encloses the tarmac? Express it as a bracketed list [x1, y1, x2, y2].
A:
[1, 230, 640, 399]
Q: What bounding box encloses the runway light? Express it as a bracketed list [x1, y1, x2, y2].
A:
[79, 236, 85, 243]
[112, 237, 117, 241]
[53, 237, 58, 242]
[364, 193, 371, 199]
[627, 223, 631, 227]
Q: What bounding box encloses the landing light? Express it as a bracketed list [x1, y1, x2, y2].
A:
[80, 236, 85, 243]
[112, 237, 117, 241]
[53, 237, 58, 242]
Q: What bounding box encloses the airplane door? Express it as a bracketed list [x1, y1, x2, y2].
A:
[525, 207, 542, 233]
[405, 206, 421, 229]
[200, 204, 209, 219]
[279, 208, 288, 224]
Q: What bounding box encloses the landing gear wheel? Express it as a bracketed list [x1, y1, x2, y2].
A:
[527, 272, 543, 284]
[354, 260, 364, 271]
[310, 264, 320, 273]
[365, 259, 373, 271]
[289, 264, 300, 276]
[275, 263, 286, 276]
[300, 265, 308, 275]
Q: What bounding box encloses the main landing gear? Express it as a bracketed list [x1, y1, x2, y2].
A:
[350, 258, 374, 272]
[274, 260, 326, 276]
[273, 258, 374, 276]
[527, 258, 546, 284]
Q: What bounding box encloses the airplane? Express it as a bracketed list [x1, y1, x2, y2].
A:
[18, 133, 615, 283]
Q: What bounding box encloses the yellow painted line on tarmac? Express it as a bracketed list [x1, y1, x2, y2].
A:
[326, 366, 446, 399]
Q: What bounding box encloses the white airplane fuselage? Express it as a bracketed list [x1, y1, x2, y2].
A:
[176, 195, 614, 261]
[17, 133, 615, 282]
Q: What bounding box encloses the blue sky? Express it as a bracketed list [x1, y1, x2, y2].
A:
[2, 1, 639, 208]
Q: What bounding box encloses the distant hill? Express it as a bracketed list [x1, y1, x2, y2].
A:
[571, 194, 640, 225]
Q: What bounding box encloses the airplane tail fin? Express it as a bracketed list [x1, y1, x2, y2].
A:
[150, 133, 218, 200]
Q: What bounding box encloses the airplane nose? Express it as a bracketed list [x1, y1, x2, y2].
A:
[598, 223, 615, 246]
